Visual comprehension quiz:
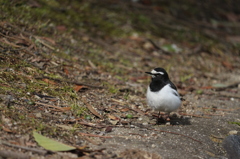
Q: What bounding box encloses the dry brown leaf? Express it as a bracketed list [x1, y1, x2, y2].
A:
[42, 78, 56, 85]
[35, 102, 69, 112]
[107, 114, 119, 120]
[63, 67, 69, 75]
[56, 25, 67, 31]
[38, 36, 56, 45]
[201, 86, 213, 89]
[120, 108, 130, 112]
[222, 61, 233, 69]
[105, 126, 113, 133]
[74, 85, 85, 92]
[82, 97, 103, 119]
[61, 107, 71, 111]
[2, 126, 13, 133]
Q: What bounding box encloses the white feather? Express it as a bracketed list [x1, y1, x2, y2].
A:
[146, 84, 181, 112]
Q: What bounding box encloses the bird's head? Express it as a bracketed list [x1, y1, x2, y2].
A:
[145, 67, 169, 81]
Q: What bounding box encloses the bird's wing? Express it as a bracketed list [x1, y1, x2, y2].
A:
[169, 81, 177, 91]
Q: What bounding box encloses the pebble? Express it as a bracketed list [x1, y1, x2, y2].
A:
[142, 122, 148, 126]
[229, 130, 238, 135]
[35, 113, 42, 118]
[165, 122, 171, 126]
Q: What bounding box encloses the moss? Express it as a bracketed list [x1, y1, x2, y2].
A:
[71, 103, 88, 117]
[229, 121, 240, 126]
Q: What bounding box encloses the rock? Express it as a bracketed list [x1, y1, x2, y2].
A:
[222, 135, 240, 159]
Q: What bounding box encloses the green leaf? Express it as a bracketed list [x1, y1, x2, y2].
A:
[33, 131, 76, 151]
[212, 83, 228, 88]
[126, 114, 133, 118]
[228, 121, 240, 126]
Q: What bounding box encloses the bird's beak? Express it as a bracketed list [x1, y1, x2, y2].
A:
[145, 72, 152, 75]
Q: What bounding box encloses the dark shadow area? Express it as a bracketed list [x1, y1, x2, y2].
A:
[156, 114, 191, 125]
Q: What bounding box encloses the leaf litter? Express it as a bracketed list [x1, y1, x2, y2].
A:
[0, 1, 240, 159]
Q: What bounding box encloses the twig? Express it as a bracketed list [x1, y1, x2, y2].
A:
[0, 140, 48, 155]
[78, 121, 106, 128]
[210, 134, 224, 139]
[33, 36, 55, 50]
[81, 136, 99, 145]
[79, 132, 112, 138]
[202, 107, 234, 111]
[35, 102, 67, 112]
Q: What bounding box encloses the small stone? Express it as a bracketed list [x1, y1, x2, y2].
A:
[130, 125, 135, 128]
[165, 122, 171, 126]
[35, 113, 42, 118]
[229, 130, 238, 135]
[151, 144, 156, 148]
[142, 122, 148, 126]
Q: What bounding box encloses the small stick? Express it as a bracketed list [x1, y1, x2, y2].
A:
[0, 140, 48, 155]
[202, 107, 234, 111]
[35, 102, 66, 111]
[78, 121, 106, 128]
[79, 132, 112, 138]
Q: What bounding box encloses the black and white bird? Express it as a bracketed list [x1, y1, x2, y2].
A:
[146, 67, 181, 119]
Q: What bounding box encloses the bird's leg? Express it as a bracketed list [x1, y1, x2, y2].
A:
[158, 111, 161, 119]
[156, 111, 165, 124]
[156, 111, 161, 124]
[166, 112, 171, 121]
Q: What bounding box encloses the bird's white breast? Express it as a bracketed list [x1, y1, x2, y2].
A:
[146, 84, 181, 112]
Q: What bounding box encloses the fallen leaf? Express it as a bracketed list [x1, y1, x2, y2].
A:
[119, 108, 130, 112]
[33, 131, 76, 151]
[105, 126, 113, 133]
[61, 107, 71, 111]
[56, 25, 67, 31]
[222, 61, 233, 69]
[35, 102, 69, 112]
[107, 114, 119, 120]
[42, 78, 56, 85]
[82, 97, 103, 119]
[38, 37, 56, 45]
[2, 126, 13, 133]
[209, 135, 223, 144]
[201, 86, 213, 89]
[212, 83, 228, 88]
[226, 13, 239, 22]
[74, 85, 85, 92]
[63, 67, 69, 75]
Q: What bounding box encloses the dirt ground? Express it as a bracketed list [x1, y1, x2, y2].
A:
[0, 0, 240, 159]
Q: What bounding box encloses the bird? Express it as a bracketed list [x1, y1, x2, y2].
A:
[145, 67, 181, 121]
